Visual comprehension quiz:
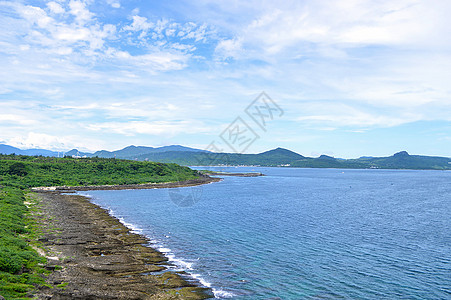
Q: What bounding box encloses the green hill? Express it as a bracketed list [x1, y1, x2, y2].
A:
[356, 151, 451, 170]
[0, 155, 201, 189]
[135, 149, 451, 170]
[134, 147, 303, 166]
[91, 145, 206, 159]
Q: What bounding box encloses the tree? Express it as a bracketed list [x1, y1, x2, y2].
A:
[8, 162, 28, 177]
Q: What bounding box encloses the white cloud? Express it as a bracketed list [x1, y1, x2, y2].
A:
[54, 26, 90, 42]
[0, 0, 199, 86]
[294, 101, 422, 128]
[13, 1, 116, 54]
[86, 120, 208, 136]
[215, 38, 242, 60]
[6, 132, 68, 150]
[4, 132, 103, 152]
[50, 103, 101, 111]
[297, 113, 418, 128]
[69, 0, 94, 25]
[0, 114, 37, 126]
[105, 48, 189, 71]
[106, 0, 120, 9]
[103, 101, 181, 119]
[20, 5, 53, 28]
[123, 15, 153, 32]
[47, 2, 65, 14]
[122, 15, 216, 50]
[208, 0, 451, 131]
[213, 0, 451, 60]
[180, 23, 209, 42]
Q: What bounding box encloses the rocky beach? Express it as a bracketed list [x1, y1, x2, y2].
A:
[33, 178, 220, 299]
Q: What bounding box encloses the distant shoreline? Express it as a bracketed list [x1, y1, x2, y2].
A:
[31, 176, 221, 191]
[200, 170, 264, 177]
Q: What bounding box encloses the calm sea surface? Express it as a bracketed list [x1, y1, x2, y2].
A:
[79, 167, 451, 299]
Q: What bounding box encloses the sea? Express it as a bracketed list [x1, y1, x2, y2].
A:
[78, 167, 451, 299]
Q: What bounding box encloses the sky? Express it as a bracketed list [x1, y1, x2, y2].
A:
[0, 0, 450, 158]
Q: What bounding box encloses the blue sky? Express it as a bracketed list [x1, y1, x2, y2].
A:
[0, 0, 450, 158]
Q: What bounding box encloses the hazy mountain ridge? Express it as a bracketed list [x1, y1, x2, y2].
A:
[0, 144, 64, 157]
[0, 144, 206, 159]
[91, 145, 208, 159]
[0, 144, 450, 170]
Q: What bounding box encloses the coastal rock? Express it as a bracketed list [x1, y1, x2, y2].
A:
[32, 192, 213, 300]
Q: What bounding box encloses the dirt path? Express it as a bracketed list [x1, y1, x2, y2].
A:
[34, 190, 214, 299]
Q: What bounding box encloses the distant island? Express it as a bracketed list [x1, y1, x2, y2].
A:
[1, 144, 450, 170]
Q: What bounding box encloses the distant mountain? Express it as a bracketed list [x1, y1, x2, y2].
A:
[22, 149, 60, 156]
[356, 151, 451, 170]
[135, 147, 304, 166]
[318, 155, 335, 160]
[91, 145, 207, 159]
[65, 149, 92, 157]
[136, 149, 451, 170]
[258, 147, 304, 161]
[0, 144, 60, 157]
[0, 144, 206, 159]
[1, 143, 450, 170]
[0, 144, 22, 155]
[156, 145, 207, 153]
[92, 146, 156, 159]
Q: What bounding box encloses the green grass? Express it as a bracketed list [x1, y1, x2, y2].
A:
[56, 282, 68, 289]
[0, 188, 48, 299]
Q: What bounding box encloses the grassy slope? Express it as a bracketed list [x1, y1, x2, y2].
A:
[0, 188, 48, 299]
[0, 155, 200, 189]
[0, 155, 201, 299]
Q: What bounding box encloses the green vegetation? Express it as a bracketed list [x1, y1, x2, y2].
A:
[0, 188, 47, 299]
[132, 147, 305, 166]
[0, 155, 202, 299]
[56, 282, 68, 289]
[134, 148, 451, 170]
[0, 154, 201, 189]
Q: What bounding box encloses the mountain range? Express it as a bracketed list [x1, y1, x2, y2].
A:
[1, 144, 450, 170]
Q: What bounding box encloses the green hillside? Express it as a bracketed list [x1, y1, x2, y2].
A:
[0, 155, 201, 189]
[134, 147, 304, 166]
[90, 145, 206, 159]
[356, 151, 451, 169]
[135, 149, 451, 170]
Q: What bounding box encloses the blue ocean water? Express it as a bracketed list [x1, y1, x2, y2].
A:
[79, 168, 451, 299]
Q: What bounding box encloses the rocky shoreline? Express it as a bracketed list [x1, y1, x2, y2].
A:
[200, 171, 264, 177]
[33, 177, 220, 299]
[31, 176, 221, 192]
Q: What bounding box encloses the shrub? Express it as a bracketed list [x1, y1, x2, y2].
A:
[7, 162, 28, 177]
